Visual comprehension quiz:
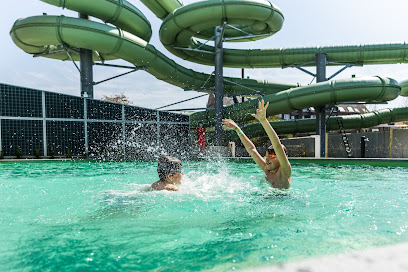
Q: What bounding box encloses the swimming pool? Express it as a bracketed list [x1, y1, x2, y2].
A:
[1, 160, 407, 271]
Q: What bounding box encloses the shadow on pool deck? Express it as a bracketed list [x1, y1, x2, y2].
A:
[242, 241, 408, 272]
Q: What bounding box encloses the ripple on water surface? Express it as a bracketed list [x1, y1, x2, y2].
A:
[0, 161, 407, 271]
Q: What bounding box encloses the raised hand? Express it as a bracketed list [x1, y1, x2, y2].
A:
[251, 99, 269, 121]
[222, 119, 238, 130]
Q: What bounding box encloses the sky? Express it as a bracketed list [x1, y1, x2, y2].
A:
[1, 0, 408, 112]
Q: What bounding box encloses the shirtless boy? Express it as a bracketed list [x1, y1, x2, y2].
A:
[222, 100, 292, 189]
[151, 155, 183, 191]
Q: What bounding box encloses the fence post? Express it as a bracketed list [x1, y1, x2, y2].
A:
[122, 104, 126, 158]
[84, 98, 88, 156]
[360, 136, 367, 158]
[228, 142, 236, 157]
[157, 111, 160, 147]
[42, 91, 47, 157]
[389, 128, 393, 158]
[314, 135, 321, 158]
[0, 119, 2, 155]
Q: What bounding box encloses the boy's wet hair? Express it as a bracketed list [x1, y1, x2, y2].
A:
[268, 144, 287, 155]
[157, 155, 182, 181]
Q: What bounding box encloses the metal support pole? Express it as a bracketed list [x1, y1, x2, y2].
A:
[389, 128, 393, 158]
[0, 119, 2, 154]
[214, 26, 224, 146]
[79, 13, 94, 99]
[156, 111, 161, 150]
[316, 53, 327, 157]
[42, 91, 47, 157]
[122, 104, 126, 158]
[84, 97, 88, 156]
[360, 136, 367, 158]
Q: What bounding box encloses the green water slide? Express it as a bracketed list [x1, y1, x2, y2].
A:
[10, 0, 408, 134]
[401, 80, 408, 96]
[228, 107, 408, 141]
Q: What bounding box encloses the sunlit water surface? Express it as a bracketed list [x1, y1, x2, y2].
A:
[1, 160, 408, 271]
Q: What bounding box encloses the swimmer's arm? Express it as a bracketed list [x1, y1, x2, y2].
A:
[260, 118, 292, 176]
[151, 181, 179, 191]
[238, 129, 267, 172]
[222, 119, 266, 171]
[164, 184, 179, 191]
[252, 100, 291, 176]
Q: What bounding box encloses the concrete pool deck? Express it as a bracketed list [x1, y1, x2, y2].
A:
[243, 242, 408, 272]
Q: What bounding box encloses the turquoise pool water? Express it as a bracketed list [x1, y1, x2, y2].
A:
[1, 160, 408, 271]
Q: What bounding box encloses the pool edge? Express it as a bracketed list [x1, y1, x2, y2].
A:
[289, 157, 408, 167]
[227, 157, 408, 168]
[1, 157, 408, 167]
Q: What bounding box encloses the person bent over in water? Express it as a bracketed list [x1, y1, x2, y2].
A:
[223, 100, 292, 189]
[151, 155, 183, 191]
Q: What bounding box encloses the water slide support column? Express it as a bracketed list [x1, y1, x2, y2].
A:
[79, 13, 94, 99]
[214, 26, 224, 146]
[316, 53, 327, 157]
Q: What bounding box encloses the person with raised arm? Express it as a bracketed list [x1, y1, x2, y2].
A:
[196, 122, 206, 155]
[222, 100, 292, 189]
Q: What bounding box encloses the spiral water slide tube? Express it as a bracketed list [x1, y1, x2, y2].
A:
[10, 0, 408, 136]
